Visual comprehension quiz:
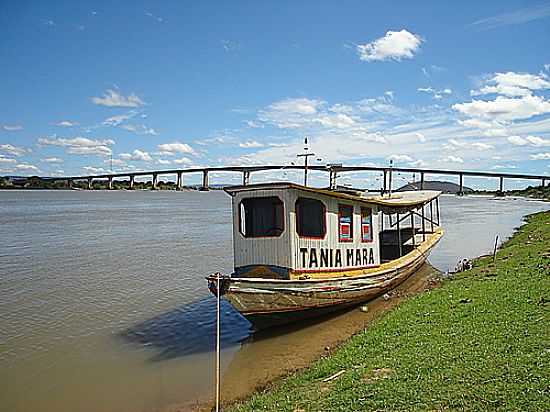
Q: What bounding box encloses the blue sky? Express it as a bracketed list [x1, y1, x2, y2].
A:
[1, 1, 549, 188]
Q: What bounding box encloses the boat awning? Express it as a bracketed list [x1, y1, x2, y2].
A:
[225, 182, 440, 212]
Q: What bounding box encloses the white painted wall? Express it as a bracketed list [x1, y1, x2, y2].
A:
[232, 188, 381, 271]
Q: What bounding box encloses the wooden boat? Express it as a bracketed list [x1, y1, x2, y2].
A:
[207, 182, 443, 329]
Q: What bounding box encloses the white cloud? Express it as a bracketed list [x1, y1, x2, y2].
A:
[357, 29, 423, 62]
[82, 166, 107, 174]
[329, 104, 354, 114]
[173, 157, 193, 165]
[259, 98, 323, 129]
[471, 142, 493, 150]
[118, 149, 152, 162]
[446, 139, 493, 151]
[239, 141, 264, 148]
[0, 155, 17, 164]
[221, 39, 240, 52]
[92, 89, 145, 108]
[387, 154, 413, 162]
[38, 137, 114, 156]
[2, 124, 23, 131]
[492, 164, 517, 170]
[157, 142, 196, 155]
[42, 157, 63, 163]
[0, 143, 27, 156]
[104, 158, 126, 167]
[525, 135, 550, 147]
[457, 118, 509, 137]
[410, 159, 426, 167]
[314, 113, 356, 128]
[157, 159, 172, 165]
[415, 132, 426, 143]
[55, 120, 78, 127]
[530, 152, 550, 160]
[103, 113, 135, 126]
[358, 96, 401, 115]
[508, 135, 550, 147]
[269, 97, 320, 115]
[245, 120, 262, 128]
[15, 163, 39, 172]
[470, 3, 550, 30]
[120, 124, 158, 135]
[471, 72, 550, 97]
[453, 95, 550, 122]
[441, 155, 464, 163]
[418, 87, 452, 99]
[145, 11, 164, 23]
[507, 135, 528, 146]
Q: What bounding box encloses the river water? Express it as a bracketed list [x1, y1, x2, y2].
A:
[0, 190, 547, 412]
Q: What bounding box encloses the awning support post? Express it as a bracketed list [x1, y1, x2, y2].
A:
[421, 205, 426, 242]
[411, 211, 415, 247]
[397, 212, 402, 257]
[429, 200, 434, 233]
[436, 197, 440, 226]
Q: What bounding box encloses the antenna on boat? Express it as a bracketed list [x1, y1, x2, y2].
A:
[297, 137, 315, 187]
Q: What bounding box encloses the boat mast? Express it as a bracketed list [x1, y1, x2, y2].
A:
[297, 137, 315, 187]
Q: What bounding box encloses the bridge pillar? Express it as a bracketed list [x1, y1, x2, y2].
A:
[498, 176, 504, 196]
[67, 179, 73, 189]
[242, 171, 251, 186]
[108, 177, 113, 190]
[458, 173, 464, 196]
[542, 178, 547, 187]
[87, 178, 93, 190]
[176, 172, 183, 190]
[129, 175, 135, 190]
[152, 173, 158, 190]
[201, 170, 209, 191]
[420, 172, 425, 190]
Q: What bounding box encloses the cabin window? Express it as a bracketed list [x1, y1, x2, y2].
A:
[361, 207, 373, 242]
[239, 197, 284, 237]
[296, 197, 326, 238]
[338, 204, 353, 242]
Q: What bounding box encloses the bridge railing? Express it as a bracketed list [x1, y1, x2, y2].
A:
[40, 164, 549, 192]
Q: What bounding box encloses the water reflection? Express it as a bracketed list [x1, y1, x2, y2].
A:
[121, 297, 251, 361]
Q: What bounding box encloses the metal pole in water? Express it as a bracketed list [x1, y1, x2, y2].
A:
[215, 273, 221, 412]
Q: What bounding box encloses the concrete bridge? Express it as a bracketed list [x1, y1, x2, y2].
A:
[47, 164, 549, 194]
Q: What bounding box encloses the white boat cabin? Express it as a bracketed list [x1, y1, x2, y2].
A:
[225, 183, 441, 280]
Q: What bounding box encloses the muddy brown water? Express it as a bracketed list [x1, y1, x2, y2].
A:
[0, 191, 548, 412]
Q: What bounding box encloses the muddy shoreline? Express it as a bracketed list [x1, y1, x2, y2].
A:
[160, 264, 441, 412]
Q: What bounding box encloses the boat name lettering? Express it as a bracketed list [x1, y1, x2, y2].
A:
[299, 247, 375, 268]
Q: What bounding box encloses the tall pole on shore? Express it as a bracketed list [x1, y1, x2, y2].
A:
[297, 137, 315, 187]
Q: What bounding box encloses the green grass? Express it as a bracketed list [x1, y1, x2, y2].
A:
[229, 211, 550, 411]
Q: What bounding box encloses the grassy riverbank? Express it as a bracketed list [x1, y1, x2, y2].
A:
[230, 211, 550, 411]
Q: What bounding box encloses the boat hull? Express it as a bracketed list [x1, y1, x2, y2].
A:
[216, 230, 443, 329]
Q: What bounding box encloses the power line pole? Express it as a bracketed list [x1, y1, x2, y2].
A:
[297, 137, 315, 187]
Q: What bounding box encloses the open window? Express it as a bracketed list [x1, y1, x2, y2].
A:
[338, 204, 353, 242]
[296, 197, 326, 238]
[361, 207, 372, 242]
[240, 197, 284, 237]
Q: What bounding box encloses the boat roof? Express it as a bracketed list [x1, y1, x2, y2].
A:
[225, 182, 440, 208]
